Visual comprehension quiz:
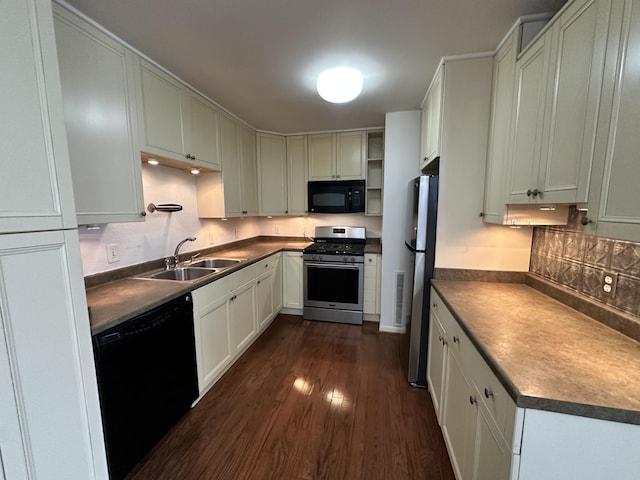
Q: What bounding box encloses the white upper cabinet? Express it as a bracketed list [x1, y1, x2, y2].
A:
[336, 131, 366, 180]
[584, 0, 640, 242]
[0, 0, 77, 233]
[308, 132, 365, 181]
[197, 114, 257, 218]
[482, 26, 519, 224]
[420, 65, 444, 170]
[257, 133, 287, 216]
[286, 135, 308, 215]
[54, 6, 145, 224]
[138, 59, 221, 171]
[509, 0, 612, 204]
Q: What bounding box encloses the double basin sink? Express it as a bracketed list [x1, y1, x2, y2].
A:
[137, 258, 245, 282]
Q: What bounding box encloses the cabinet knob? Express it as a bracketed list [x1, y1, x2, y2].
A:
[581, 215, 593, 226]
[484, 388, 494, 399]
[526, 188, 540, 197]
[469, 396, 477, 405]
[285, 210, 288, 214]
[452, 335, 459, 343]
[257, 280, 261, 285]
[438, 335, 443, 343]
[432, 302, 437, 309]
[140, 211, 147, 217]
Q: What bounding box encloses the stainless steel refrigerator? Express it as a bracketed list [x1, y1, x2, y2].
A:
[405, 175, 439, 387]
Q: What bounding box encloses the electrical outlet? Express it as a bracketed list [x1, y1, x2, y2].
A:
[106, 243, 120, 264]
[274, 225, 280, 234]
[234, 227, 239, 239]
[209, 228, 215, 245]
[602, 272, 618, 296]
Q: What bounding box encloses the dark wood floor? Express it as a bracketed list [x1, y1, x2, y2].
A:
[130, 315, 455, 480]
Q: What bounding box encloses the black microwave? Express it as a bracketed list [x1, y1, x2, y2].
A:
[308, 180, 366, 214]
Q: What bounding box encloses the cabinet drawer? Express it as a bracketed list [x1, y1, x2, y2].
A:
[193, 275, 232, 304]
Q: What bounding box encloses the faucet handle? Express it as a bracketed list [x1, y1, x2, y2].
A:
[191, 253, 201, 264]
[164, 257, 172, 270]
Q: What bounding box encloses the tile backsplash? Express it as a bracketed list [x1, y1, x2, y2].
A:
[530, 207, 640, 318]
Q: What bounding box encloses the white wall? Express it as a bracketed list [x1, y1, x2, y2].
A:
[379, 110, 422, 333]
[79, 163, 381, 276]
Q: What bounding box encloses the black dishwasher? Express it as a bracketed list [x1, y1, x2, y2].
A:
[93, 294, 198, 480]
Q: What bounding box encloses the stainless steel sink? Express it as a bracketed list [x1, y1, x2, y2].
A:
[189, 258, 244, 269]
[140, 267, 217, 282]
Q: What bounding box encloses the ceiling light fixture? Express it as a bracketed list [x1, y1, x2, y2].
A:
[316, 66, 363, 103]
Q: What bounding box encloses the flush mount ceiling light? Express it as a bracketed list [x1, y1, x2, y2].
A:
[316, 67, 363, 103]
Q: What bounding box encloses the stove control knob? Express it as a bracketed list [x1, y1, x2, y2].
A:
[343, 256, 348, 263]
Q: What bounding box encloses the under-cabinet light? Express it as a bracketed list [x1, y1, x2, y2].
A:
[147, 158, 159, 166]
[190, 168, 200, 175]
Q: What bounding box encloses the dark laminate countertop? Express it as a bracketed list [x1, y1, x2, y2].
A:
[431, 280, 640, 425]
[87, 239, 310, 335]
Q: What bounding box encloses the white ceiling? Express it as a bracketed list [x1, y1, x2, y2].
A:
[60, 0, 567, 134]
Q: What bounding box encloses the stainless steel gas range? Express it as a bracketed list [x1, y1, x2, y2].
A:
[303, 226, 366, 325]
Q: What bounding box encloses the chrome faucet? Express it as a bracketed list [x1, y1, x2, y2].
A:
[173, 237, 196, 267]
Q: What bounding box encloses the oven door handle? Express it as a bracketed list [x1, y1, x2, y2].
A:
[304, 262, 363, 270]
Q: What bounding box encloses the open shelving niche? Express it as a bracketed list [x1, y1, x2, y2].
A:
[366, 130, 384, 216]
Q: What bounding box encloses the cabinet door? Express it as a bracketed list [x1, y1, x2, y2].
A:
[185, 91, 221, 170]
[308, 133, 336, 180]
[54, 7, 145, 225]
[471, 403, 513, 480]
[139, 59, 185, 160]
[273, 254, 283, 313]
[219, 114, 243, 217]
[363, 254, 379, 315]
[257, 133, 287, 216]
[483, 29, 519, 223]
[586, 0, 640, 242]
[427, 68, 443, 162]
[336, 131, 366, 179]
[0, 0, 77, 233]
[239, 124, 258, 216]
[420, 106, 430, 167]
[427, 313, 447, 421]
[539, 0, 612, 203]
[230, 282, 256, 354]
[509, 35, 552, 203]
[283, 251, 304, 309]
[256, 269, 275, 331]
[442, 352, 475, 480]
[0, 230, 108, 479]
[193, 288, 232, 392]
[286, 135, 308, 215]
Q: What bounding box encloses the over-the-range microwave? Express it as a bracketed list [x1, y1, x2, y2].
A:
[308, 180, 365, 214]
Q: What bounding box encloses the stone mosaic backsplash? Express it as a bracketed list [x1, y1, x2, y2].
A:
[530, 207, 640, 318]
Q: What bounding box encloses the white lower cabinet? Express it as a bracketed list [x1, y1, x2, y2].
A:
[429, 288, 518, 480]
[192, 253, 282, 396]
[283, 251, 304, 311]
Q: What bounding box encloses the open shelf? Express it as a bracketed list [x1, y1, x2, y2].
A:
[366, 131, 384, 216]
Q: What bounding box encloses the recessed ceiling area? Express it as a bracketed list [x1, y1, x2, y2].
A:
[60, 0, 567, 134]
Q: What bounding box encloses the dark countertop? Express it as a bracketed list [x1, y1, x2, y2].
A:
[432, 280, 640, 425]
[87, 239, 310, 335]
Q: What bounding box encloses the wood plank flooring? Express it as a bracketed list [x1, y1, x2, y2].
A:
[129, 315, 455, 480]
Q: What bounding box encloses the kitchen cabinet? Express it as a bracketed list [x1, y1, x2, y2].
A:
[256, 253, 281, 332]
[53, 5, 145, 225]
[286, 135, 308, 215]
[429, 289, 518, 480]
[482, 25, 520, 224]
[509, 0, 611, 204]
[584, 0, 640, 242]
[193, 253, 282, 395]
[0, 0, 78, 234]
[138, 59, 221, 171]
[420, 65, 443, 170]
[0, 1, 108, 477]
[257, 133, 287, 216]
[366, 131, 384, 216]
[363, 253, 382, 318]
[308, 132, 365, 181]
[196, 114, 257, 218]
[283, 251, 304, 311]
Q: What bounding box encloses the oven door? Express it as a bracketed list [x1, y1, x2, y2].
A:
[303, 261, 364, 311]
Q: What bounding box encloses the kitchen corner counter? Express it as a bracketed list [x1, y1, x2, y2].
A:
[431, 280, 640, 425]
[86, 239, 310, 335]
